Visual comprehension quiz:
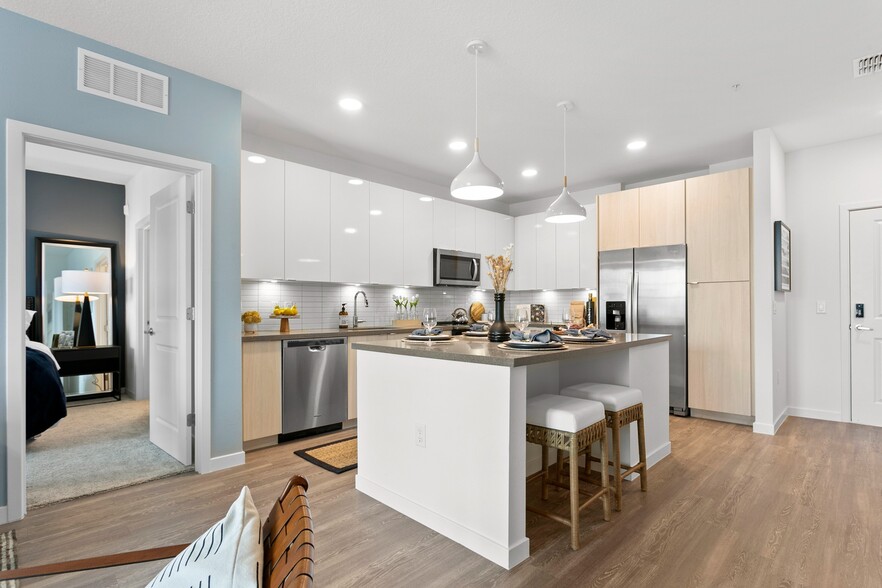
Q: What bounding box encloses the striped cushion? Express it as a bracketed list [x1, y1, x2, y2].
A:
[145, 486, 261, 588]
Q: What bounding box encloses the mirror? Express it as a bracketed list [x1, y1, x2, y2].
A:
[36, 238, 117, 347]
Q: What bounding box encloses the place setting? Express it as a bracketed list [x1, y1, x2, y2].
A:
[463, 322, 490, 337]
[556, 326, 614, 344]
[498, 308, 567, 351]
[403, 308, 453, 343]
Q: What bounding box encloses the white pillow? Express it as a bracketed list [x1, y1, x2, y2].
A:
[145, 486, 262, 588]
[25, 309, 36, 330]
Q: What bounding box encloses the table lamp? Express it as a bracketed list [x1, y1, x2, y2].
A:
[61, 269, 111, 347]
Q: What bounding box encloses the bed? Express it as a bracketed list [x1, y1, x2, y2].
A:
[25, 309, 66, 439]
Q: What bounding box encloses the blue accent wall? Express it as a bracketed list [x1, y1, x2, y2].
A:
[0, 8, 243, 505]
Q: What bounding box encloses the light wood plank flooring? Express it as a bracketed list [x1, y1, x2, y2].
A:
[3, 416, 881, 587]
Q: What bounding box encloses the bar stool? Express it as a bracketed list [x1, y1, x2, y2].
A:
[526, 394, 611, 550]
[560, 383, 646, 511]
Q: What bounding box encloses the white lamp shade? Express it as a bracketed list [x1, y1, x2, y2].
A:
[61, 270, 111, 295]
[545, 186, 586, 224]
[53, 276, 80, 302]
[450, 151, 504, 200]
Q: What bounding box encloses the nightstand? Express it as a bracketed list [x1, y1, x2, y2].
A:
[52, 345, 121, 401]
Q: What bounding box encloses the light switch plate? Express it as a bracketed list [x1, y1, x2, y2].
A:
[816, 300, 827, 314]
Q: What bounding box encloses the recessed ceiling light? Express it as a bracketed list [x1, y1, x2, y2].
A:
[348, 178, 364, 185]
[369, 209, 382, 216]
[449, 140, 468, 151]
[534, 224, 543, 229]
[339, 97, 363, 111]
[419, 196, 434, 202]
[521, 168, 538, 178]
[627, 140, 647, 151]
[344, 227, 357, 234]
[247, 155, 266, 164]
[297, 258, 320, 263]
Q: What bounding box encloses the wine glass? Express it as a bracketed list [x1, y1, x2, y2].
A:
[515, 307, 530, 333]
[562, 311, 571, 328]
[423, 308, 437, 332]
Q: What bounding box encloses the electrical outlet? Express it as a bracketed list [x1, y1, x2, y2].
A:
[816, 300, 827, 314]
[415, 424, 426, 448]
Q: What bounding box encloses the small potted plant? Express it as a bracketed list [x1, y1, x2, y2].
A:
[241, 310, 262, 333]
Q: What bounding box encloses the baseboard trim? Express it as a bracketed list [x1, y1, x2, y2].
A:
[204, 451, 245, 473]
[773, 408, 789, 433]
[692, 408, 755, 427]
[355, 474, 530, 570]
[0, 506, 8, 525]
[787, 407, 842, 422]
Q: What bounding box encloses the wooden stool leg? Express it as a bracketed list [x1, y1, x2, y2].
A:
[637, 412, 648, 492]
[541, 445, 549, 500]
[556, 449, 564, 484]
[569, 436, 580, 550]
[611, 418, 623, 512]
[599, 434, 611, 522]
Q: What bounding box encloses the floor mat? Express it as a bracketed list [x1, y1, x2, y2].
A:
[295, 437, 357, 474]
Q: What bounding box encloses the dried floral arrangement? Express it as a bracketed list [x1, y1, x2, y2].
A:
[486, 244, 514, 293]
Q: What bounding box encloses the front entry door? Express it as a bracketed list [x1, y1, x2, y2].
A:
[148, 177, 193, 464]
[850, 207, 882, 426]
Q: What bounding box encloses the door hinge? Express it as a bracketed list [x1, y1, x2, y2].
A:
[186, 307, 196, 320]
[186, 201, 195, 214]
[187, 413, 195, 427]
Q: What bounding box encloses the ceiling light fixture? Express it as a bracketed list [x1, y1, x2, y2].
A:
[339, 97, 363, 111]
[419, 196, 434, 202]
[545, 101, 586, 224]
[348, 178, 364, 185]
[521, 168, 538, 178]
[247, 155, 266, 164]
[450, 40, 504, 201]
[449, 140, 468, 151]
[627, 139, 647, 151]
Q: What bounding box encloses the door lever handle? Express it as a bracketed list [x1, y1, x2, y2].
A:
[147, 328, 155, 335]
[855, 324, 874, 331]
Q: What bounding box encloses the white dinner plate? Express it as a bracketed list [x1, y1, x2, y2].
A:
[464, 331, 489, 337]
[405, 334, 452, 341]
[499, 340, 565, 350]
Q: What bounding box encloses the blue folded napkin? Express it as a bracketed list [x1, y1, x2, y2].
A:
[510, 329, 562, 343]
[469, 323, 489, 332]
[412, 328, 442, 336]
[563, 328, 611, 340]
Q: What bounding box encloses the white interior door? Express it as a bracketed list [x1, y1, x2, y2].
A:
[850, 207, 882, 426]
[136, 221, 151, 401]
[148, 177, 193, 464]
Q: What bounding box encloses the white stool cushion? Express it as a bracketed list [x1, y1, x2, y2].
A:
[526, 394, 605, 433]
[560, 383, 642, 412]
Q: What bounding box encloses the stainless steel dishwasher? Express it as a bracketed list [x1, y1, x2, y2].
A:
[282, 338, 348, 436]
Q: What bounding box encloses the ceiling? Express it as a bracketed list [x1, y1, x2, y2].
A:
[4, 1, 882, 203]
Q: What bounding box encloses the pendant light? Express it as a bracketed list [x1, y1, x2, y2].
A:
[450, 40, 504, 200]
[545, 100, 586, 223]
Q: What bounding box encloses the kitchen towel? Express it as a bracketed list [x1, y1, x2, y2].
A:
[411, 328, 442, 336]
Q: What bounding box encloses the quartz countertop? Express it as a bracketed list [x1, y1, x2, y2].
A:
[242, 326, 422, 342]
[351, 332, 672, 367]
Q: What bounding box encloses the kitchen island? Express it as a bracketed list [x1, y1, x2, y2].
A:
[352, 333, 671, 569]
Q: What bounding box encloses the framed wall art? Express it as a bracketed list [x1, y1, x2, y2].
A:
[774, 220, 791, 292]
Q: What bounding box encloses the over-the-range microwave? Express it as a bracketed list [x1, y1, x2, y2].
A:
[433, 248, 481, 287]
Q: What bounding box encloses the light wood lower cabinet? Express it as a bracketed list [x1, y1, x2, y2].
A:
[347, 333, 400, 420]
[242, 341, 282, 442]
[687, 281, 752, 416]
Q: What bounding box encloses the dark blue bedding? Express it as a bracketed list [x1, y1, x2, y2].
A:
[26, 347, 66, 439]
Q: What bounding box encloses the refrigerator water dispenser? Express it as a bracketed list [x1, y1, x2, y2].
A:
[606, 300, 627, 331]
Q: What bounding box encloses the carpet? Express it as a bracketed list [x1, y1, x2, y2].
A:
[26, 397, 192, 508]
[0, 530, 18, 588]
[295, 437, 357, 474]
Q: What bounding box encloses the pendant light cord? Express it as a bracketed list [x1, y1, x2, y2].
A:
[563, 105, 567, 185]
[474, 47, 479, 149]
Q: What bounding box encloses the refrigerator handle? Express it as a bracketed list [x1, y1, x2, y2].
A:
[633, 271, 639, 334]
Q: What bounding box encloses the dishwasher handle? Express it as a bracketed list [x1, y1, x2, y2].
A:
[308, 345, 326, 352]
[285, 338, 345, 349]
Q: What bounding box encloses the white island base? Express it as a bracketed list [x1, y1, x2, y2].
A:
[354, 335, 671, 569]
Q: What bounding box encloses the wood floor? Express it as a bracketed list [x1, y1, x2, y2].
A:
[3, 416, 881, 587]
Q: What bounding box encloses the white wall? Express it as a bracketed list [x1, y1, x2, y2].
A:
[124, 167, 184, 399]
[785, 132, 882, 422]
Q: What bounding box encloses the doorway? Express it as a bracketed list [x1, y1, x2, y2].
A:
[848, 206, 882, 426]
[5, 121, 217, 523]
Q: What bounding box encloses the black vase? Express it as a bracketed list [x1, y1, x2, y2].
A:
[488, 292, 511, 342]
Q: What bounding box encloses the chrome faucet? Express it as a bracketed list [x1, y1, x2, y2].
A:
[352, 290, 369, 328]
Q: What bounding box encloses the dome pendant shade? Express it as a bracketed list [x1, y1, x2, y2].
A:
[545, 177, 586, 223]
[450, 148, 504, 200]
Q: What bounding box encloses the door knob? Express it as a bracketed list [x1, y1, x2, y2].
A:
[854, 324, 874, 331]
[147, 328, 155, 335]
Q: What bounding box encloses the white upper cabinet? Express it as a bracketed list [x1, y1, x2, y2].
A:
[578, 202, 598, 289]
[369, 183, 404, 286]
[514, 214, 538, 291]
[555, 221, 580, 290]
[432, 199, 456, 250]
[241, 151, 285, 280]
[495, 214, 514, 253]
[475, 209, 497, 290]
[536, 217, 556, 290]
[454, 203, 477, 252]
[329, 173, 370, 284]
[284, 162, 330, 282]
[402, 191, 434, 287]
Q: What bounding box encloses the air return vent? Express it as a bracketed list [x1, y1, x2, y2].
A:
[854, 52, 882, 78]
[77, 48, 169, 114]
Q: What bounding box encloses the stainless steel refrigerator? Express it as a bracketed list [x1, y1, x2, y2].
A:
[599, 245, 688, 416]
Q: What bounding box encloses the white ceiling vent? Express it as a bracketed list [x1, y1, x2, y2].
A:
[853, 52, 882, 78]
[77, 48, 169, 114]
